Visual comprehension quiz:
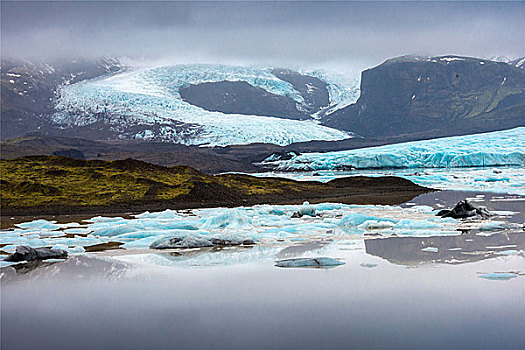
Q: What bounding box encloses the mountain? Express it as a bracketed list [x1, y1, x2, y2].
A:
[179, 80, 311, 120]
[509, 57, 525, 70]
[0, 57, 122, 139]
[2, 55, 524, 148]
[322, 55, 525, 139]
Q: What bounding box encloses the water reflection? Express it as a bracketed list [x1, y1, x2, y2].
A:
[404, 190, 525, 223]
[365, 230, 524, 266]
[0, 255, 129, 282]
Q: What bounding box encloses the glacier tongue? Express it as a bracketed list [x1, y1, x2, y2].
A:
[267, 128, 525, 170]
[52, 64, 352, 146]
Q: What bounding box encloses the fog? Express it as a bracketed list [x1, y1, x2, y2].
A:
[1, 1, 524, 69]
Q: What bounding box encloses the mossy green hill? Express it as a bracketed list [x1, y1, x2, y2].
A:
[0, 156, 429, 215]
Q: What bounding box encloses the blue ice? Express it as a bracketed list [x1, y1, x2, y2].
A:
[268, 128, 525, 171]
[478, 272, 518, 280]
[339, 213, 398, 230]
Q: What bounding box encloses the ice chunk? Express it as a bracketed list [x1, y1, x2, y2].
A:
[201, 208, 252, 229]
[91, 225, 137, 237]
[437, 200, 490, 219]
[340, 213, 397, 230]
[122, 236, 163, 249]
[478, 272, 518, 280]
[52, 244, 85, 254]
[275, 257, 345, 268]
[150, 236, 213, 249]
[478, 221, 516, 231]
[421, 247, 439, 253]
[358, 220, 395, 230]
[15, 219, 61, 230]
[3, 246, 68, 262]
[394, 219, 441, 230]
[360, 262, 378, 268]
[298, 201, 316, 217]
[494, 250, 520, 256]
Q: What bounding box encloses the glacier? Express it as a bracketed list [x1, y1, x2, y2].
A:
[266, 128, 525, 171]
[52, 64, 352, 146]
[260, 128, 525, 194]
[298, 68, 361, 116]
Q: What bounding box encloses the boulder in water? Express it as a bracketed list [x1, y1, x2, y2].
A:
[150, 236, 255, 249]
[275, 257, 345, 268]
[4, 245, 68, 262]
[437, 200, 490, 219]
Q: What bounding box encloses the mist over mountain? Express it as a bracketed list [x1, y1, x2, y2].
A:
[1, 1, 524, 161]
[2, 1, 523, 68]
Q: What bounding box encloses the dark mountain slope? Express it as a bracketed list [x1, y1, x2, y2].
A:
[179, 81, 310, 120]
[1, 57, 122, 139]
[322, 56, 525, 138]
[271, 68, 330, 113]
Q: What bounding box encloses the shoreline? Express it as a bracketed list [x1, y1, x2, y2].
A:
[1, 184, 432, 229]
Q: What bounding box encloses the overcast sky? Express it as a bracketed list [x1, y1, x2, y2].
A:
[1, 1, 524, 70]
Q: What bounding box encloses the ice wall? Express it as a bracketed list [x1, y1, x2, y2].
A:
[267, 128, 525, 171]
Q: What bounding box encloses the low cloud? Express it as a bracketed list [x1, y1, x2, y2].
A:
[1, 1, 523, 70]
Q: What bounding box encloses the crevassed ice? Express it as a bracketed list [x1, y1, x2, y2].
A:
[267, 128, 525, 170]
[52, 64, 352, 146]
[300, 68, 361, 116]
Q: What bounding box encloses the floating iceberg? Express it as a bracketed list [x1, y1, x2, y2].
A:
[267, 128, 525, 170]
[478, 272, 519, 280]
[275, 257, 345, 268]
[360, 262, 379, 268]
[201, 208, 252, 229]
[339, 213, 398, 231]
[3, 246, 68, 262]
[494, 250, 520, 256]
[421, 247, 439, 253]
[0, 203, 468, 262]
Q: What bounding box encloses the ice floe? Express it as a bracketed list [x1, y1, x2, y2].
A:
[0, 203, 473, 259]
[2, 199, 522, 268]
[478, 272, 519, 280]
[360, 262, 379, 268]
[275, 257, 345, 268]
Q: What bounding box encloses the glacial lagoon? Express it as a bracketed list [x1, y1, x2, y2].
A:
[1, 176, 524, 349]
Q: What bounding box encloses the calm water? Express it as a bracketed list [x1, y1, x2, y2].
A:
[1, 190, 524, 350]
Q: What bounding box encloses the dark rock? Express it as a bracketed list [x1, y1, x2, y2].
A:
[275, 257, 345, 268]
[179, 81, 310, 120]
[322, 55, 525, 139]
[437, 200, 491, 219]
[52, 149, 86, 159]
[271, 68, 330, 113]
[4, 245, 68, 262]
[291, 212, 303, 218]
[266, 151, 299, 161]
[150, 236, 256, 249]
